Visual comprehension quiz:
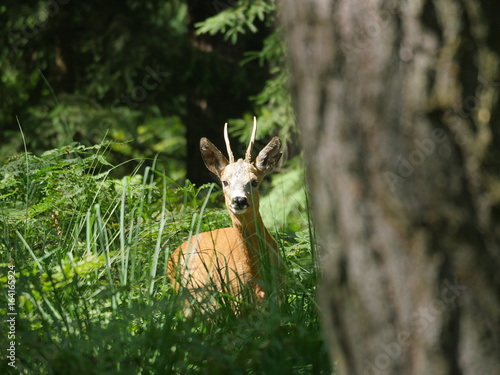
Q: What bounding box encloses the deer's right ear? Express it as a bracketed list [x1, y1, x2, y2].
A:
[200, 138, 229, 178]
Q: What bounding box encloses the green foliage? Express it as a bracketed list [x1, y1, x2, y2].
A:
[0, 144, 330, 374]
[1, 0, 189, 174]
[1, 0, 295, 185]
[196, 0, 296, 146]
[196, 0, 276, 44]
[261, 162, 308, 232]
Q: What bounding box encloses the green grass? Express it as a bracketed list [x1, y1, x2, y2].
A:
[0, 143, 331, 374]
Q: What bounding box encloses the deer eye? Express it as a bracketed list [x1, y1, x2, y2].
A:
[222, 181, 229, 187]
[251, 179, 258, 188]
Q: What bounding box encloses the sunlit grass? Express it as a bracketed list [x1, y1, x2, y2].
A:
[0, 143, 330, 374]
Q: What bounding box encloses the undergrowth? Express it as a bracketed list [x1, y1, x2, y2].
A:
[0, 143, 330, 374]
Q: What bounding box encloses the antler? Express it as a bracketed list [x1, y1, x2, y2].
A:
[224, 122, 235, 163]
[245, 116, 257, 162]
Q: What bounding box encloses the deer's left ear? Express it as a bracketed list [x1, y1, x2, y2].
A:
[255, 137, 282, 175]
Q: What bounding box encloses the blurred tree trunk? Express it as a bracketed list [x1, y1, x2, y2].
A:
[279, 1, 500, 374]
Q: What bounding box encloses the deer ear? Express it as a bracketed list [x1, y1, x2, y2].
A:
[255, 137, 282, 175]
[200, 138, 229, 178]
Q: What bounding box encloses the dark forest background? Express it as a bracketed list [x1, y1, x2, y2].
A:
[1, 0, 296, 184]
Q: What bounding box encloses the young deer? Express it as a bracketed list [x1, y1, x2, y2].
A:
[168, 118, 282, 302]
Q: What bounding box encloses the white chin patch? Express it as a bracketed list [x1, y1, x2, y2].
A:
[230, 205, 248, 215]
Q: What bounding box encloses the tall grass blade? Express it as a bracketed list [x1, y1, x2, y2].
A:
[15, 230, 43, 272]
[149, 175, 168, 297]
[119, 176, 128, 285]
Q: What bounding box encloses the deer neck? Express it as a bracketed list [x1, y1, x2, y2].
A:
[228, 208, 271, 250]
[228, 207, 279, 290]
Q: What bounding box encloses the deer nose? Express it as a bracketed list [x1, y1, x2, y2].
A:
[232, 196, 249, 210]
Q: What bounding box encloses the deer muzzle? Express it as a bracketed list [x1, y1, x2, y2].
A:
[231, 196, 249, 214]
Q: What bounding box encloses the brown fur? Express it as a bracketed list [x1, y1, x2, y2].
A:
[168, 121, 282, 301]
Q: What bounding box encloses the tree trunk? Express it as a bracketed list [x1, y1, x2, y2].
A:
[279, 1, 500, 374]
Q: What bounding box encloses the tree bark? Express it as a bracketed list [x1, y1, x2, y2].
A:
[279, 1, 500, 374]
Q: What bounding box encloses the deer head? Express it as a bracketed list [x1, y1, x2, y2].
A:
[200, 118, 282, 216]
